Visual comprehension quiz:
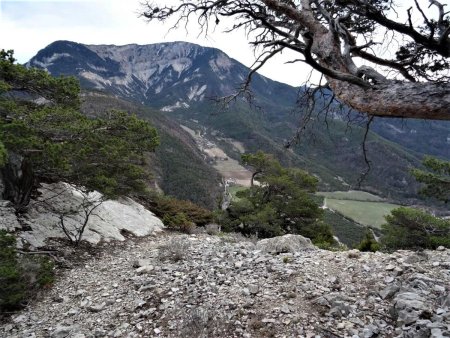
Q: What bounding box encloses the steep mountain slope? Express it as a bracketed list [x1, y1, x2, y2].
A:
[80, 92, 222, 209]
[28, 40, 450, 202]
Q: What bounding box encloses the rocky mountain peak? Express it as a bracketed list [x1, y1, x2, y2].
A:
[27, 40, 251, 109]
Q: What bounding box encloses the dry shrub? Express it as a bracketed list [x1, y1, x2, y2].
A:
[158, 238, 190, 262]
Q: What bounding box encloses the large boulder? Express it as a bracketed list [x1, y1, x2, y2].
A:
[18, 182, 164, 248]
[256, 234, 316, 254]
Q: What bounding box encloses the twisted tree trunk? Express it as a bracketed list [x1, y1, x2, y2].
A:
[1, 153, 35, 213]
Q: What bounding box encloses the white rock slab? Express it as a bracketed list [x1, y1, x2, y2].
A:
[19, 183, 164, 248]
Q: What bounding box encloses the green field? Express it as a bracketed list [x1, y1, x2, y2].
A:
[317, 190, 384, 202]
[325, 198, 400, 229]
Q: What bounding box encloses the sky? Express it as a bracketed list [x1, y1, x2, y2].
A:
[0, 0, 306, 86]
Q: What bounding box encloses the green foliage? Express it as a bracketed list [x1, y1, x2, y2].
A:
[357, 230, 380, 252]
[0, 51, 159, 200]
[0, 230, 25, 311]
[0, 50, 16, 64]
[0, 230, 55, 312]
[411, 156, 450, 204]
[0, 140, 6, 167]
[0, 50, 79, 109]
[381, 207, 450, 250]
[221, 152, 335, 245]
[282, 256, 291, 263]
[163, 212, 193, 231]
[34, 257, 55, 287]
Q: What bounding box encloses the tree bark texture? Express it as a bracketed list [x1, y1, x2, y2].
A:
[1, 153, 35, 212]
[328, 80, 450, 120]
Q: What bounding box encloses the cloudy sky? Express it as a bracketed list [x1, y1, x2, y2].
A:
[0, 0, 308, 86]
[0, 0, 428, 86]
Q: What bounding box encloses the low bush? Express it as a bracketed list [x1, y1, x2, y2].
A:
[0, 231, 25, 311]
[357, 230, 380, 252]
[0, 230, 54, 312]
[158, 238, 190, 262]
[162, 212, 195, 232]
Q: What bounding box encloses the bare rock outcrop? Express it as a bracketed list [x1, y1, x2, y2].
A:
[0, 182, 164, 248]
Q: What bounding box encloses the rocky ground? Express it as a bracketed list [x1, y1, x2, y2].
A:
[1, 232, 449, 338]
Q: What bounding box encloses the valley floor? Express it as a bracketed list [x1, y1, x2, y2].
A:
[1, 233, 449, 338]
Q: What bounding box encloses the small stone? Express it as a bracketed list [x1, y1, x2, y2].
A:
[436, 308, 446, 315]
[262, 318, 276, 323]
[431, 328, 444, 337]
[432, 261, 440, 267]
[133, 259, 152, 268]
[280, 305, 290, 314]
[379, 285, 400, 300]
[74, 289, 85, 297]
[88, 302, 106, 313]
[362, 324, 379, 338]
[384, 276, 394, 283]
[136, 265, 154, 274]
[66, 308, 79, 316]
[154, 328, 161, 334]
[249, 284, 259, 295]
[12, 314, 27, 323]
[51, 325, 75, 338]
[385, 264, 395, 271]
[312, 296, 330, 307]
[434, 285, 445, 293]
[436, 246, 445, 251]
[393, 267, 404, 276]
[134, 299, 146, 309]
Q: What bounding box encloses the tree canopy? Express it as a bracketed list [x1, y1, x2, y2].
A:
[381, 207, 450, 249]
[142, 0, 450, 120]
[221, 151, 334, 245]
[412, 156, 450, 204]
[0, 50, 159, 210]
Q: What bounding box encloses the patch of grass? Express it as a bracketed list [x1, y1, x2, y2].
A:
[317, 190, 384, 202]
[325, 199, 401, 229]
